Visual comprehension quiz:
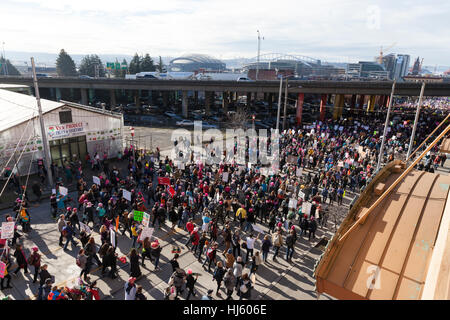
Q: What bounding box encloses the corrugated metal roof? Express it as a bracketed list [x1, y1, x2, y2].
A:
[315, 161, 450, 300]
[0, 88, 65, 132]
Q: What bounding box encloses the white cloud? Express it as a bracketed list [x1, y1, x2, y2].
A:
[1, 0, 449, 65]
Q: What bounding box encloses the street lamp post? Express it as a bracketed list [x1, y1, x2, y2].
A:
[130, 126, 136, 171]
[276, 74, 283, 132]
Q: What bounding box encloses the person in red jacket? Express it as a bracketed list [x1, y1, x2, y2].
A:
[185, 219, 195, 248]
[190, 227, 200, 253]
[47, 286, 67, 300]
[86, 280, 100, 300]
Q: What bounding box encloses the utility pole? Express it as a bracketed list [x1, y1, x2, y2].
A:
[406, 82, 426, 162]
[31, 57, 53, 188]
[276, 73, 283, 132]
[282, 78, 289, 131]
[377, 80, 396, 171]
[256, 30, 261, 81]
[2, 41, 8, 75]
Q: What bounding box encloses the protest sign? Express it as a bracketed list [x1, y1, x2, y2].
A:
[110, 229, 116, 248]
[0, 261, 6, 279]
[59, 186, 68, 196]
[167, 186, 175, 197]
[93, 176, 101, 185]
[79, 222, 92, 234]
[298, 191, 305, 200]
[142, 212, 150, 227]
[177, 162, 185, 170]
[302, 202, 311, 215]
[222, 172, 229, 182]
[123, 189, 131, 201]
[140, 227, 154, 241]
[158, 177, 170, 185]
[289, 199, 297, 209]
[133, 210, 144, 222]
[296, 167, 303, 177]
[0, 222, 15, 239]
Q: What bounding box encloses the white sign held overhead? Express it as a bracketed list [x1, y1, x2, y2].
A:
[177, 162, 185, 170]
[298, 191, 305, 200]
[296, 167, 303, 177]
[142, 212, 150, 227]
[222, 172, 229, 182]
[93, 176, 101, 185]
[140, 227, 154, 241]
[288, 199, 298, 209]
[123, 189, 131, 201]
[79, 222, 91, 235]
[302, 202, 311, 215]
[252, 224, 264, 234]
[59, 186, 68, 196]
[110, 229, 116, 248]
[0, 222, 15, 239]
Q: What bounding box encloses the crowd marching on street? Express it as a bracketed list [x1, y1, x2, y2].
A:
[0, 102, 448, 300]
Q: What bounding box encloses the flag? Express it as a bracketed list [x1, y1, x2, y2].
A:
[115, 216, 119, 232]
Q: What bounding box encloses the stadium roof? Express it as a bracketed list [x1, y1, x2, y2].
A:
[170, 54, 224, 65]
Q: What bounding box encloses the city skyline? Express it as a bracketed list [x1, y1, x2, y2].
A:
[1, 0, 449, 66]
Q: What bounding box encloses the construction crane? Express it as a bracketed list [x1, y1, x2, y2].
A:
[378, 42, 397, 64]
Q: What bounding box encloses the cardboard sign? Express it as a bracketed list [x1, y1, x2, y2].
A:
[59, 186, 68, 196]
[123, 189, 131, 201]
[142, 212, 150, 227]
[0, 261, 6, 279]
[289, 199, 297, 209]
[167, 186, 175, 198]
[296, 167, 303, 177]
[0, 222, 15, 239]
[140, 227, 154, 241]
[158, 177, 170, 185]
[133, 210, 144, 222]
[222, 172, 229, 182]
[178, 162, 185, 170]
[93, 176, 101, 185]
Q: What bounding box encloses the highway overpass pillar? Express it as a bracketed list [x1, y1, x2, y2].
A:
[205, 91, 213, 116]
[222, 92, 229, 114]
[88, 89, 95, 105]
[333, 94, 344, 120]
[55, 88, 61, 101]
[350, 94, 357, 110]
[81, 88, 88, 105]
[110, 89, 116, 108]
[134, 90, 141, 107]
[182, 91, 188, 118]
[194, 91, 198, 105]
[367, 95, 376, 112]
[246, 92, 252, 106]
[162, 91, 169, 109]
[358, 94, 365, 108]
[320, 94, 327, 121]
[296, 93, 304, 125]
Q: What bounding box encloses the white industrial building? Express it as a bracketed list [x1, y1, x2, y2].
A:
[0, 88, 124, 176]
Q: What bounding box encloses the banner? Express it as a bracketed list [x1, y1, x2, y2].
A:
[93, 176, 101, 186]
[158, 177, 170, 185]
[133, 210, 144, 222]
[59, 186, 68, 196]
[140, 227, 154, 241]
[142, 212, 150, 227]
[0, 222, 15, 239]
[123, 189, 131, 201]
[47, 122, 84, 140]
[167, 186, 175, 198]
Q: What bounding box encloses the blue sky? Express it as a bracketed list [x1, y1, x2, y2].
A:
[1, 0, 449, 65]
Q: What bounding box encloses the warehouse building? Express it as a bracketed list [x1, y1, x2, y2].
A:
[0, 88, 124, 175]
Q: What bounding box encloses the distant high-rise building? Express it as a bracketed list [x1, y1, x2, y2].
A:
[411, 57, 421, 75]
[392, 54, 410, 80]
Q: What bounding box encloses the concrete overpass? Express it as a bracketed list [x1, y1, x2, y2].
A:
[1, 76, 450, 96]
[1, 76, 449, 123]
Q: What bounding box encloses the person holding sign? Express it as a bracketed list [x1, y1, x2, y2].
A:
[0, 255, 12, 290]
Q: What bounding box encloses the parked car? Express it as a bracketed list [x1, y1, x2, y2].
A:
[201, 122, 219, 129]
[176, 120, 194, 126]
[79, 75, 93, 79]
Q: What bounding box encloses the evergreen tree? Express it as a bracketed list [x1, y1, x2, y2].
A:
[56, 49, 77, 77]
[140, 53, 156, 72]
[78, 54, 105, 77]
[0, 56, 21, 75]
[157, 56, 165, 73]
[129, 53, 141, 74]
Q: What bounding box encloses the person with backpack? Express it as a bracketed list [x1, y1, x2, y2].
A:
[169, 268, 186, 299]
[63, 221, 78, 251]
[223, 268, 236, 300]
[185, 269, 198, 300]
[308, 216, 318, 240]
[233, 256, 244, 289]
[76, 249, 89, 281]
[28, 247, 41, 283]
[84, 237, 102, 272]
[237, 273, 252, 300]
[212, 261, 226, 296]
[12, 244, 28, 276]
[285, 229, 297, 262]
[202, 242, 218, 272]
[261, 234, 272, 262]
[272, 229, 283, 261]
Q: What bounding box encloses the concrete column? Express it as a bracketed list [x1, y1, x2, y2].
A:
[205, 91, 213, 116]
[333, 94, 344, 120]
[320, 94, 327, 121]
[110, 89, 117, 108]
[55, 88, 61, 101]
[358, 95, 365, 109]
[327, 94, 332, 105]
[81, 88, 88, 105]
[367, 95, 376, 112]
[88, 89, 95, 105]
[246, 92, 252, 107]
[182, 91, 188, 118]
[384, 95, 389, 108]
[350, 94, 357, 110]
[222, 91, 229, 114]
[134, 90, 141, 107]
[296, 93, 304, 125]
[162, 91, 169, 109]
[194, 91, 199, 106]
